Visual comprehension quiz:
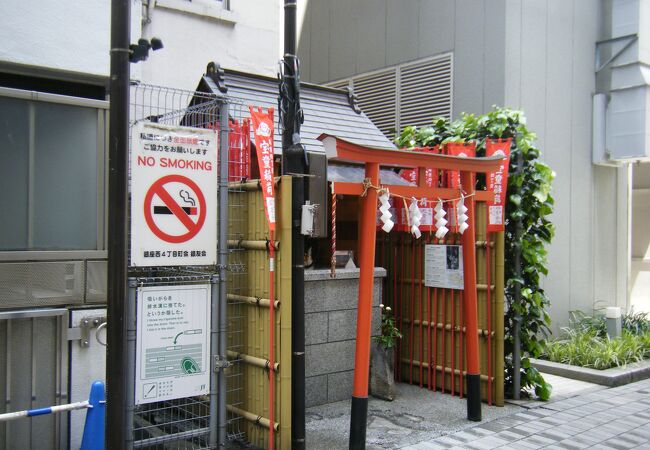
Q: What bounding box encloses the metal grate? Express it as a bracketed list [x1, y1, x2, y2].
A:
[328, 53, 453, 139]
[127, 83, 252, 448]
[350, 68, 398, 138]
[223, 100, 249, 444]
[399, 54, 453, 128]
[0, 261, 85, 308]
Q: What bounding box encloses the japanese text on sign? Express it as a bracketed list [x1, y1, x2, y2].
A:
[249, 106, 276, 231]
[485, 138, 512, 232]
[135, 285, 211, 405]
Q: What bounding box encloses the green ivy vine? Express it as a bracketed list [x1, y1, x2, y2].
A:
[395, 106, 555, 400]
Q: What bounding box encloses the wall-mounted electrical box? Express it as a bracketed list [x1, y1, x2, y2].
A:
[306, 152, 328, 237]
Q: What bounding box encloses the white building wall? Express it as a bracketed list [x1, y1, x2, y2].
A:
[503, 0, 628, 332]
[0, 0, 142, 80]
[141, 0, 280, 92]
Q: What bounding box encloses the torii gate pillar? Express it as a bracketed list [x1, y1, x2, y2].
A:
[349, 162, 379, 449]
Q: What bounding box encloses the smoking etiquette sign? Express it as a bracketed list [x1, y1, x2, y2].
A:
[424, 244, 464, 290]
[130, 122, 217, 266]
[135, 285, 211, 405]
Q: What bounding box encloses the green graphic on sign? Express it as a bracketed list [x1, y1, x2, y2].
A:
[181, 357, 199, 374]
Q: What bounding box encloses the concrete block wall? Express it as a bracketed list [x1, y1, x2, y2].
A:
[304, 267, 386, 407]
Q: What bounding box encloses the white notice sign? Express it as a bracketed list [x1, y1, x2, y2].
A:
[130, 122, 217, 267]
[424, 245, 464, 290]
[135, 285, 211, 405]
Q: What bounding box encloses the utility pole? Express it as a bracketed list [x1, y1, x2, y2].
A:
[280, 1, 307, 448]
[107, 0, 130, 447]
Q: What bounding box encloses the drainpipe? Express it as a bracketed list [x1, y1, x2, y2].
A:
[107, 0, 130, 447]
[281, 1, 307, 449]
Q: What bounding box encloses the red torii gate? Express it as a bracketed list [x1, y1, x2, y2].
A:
[318, 134, 504, 450]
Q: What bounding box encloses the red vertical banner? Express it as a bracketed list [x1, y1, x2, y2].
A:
[485, 138, 512, 233]
[248, 106, 276, 232]
[446, 142, 476, 189]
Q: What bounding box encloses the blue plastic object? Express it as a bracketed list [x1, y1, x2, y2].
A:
[80, 381, 106, 450]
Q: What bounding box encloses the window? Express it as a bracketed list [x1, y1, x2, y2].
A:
[0, 90, 107, 252]
[329, 53, 453, 139]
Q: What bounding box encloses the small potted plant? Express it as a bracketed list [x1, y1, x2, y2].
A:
[370, 304, 402, 401]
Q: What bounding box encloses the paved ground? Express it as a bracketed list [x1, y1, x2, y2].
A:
[306, 383, 522, 449]
[403, 377, 650, 449]
[306, 374, 650, 449]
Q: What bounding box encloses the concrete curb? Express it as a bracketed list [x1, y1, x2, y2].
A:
[531, 358, 650, 387]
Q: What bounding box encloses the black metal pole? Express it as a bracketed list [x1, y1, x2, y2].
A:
[281, 1, 306, 449]
[512, 146, 523, 400]
[107, 0, 130, 448]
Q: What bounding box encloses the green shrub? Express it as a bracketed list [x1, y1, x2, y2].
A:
[544, 330, 649, 370]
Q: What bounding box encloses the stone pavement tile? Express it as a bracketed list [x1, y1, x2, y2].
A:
[448, 431, 481, 443]
[493, 430, 528, 442]
[536, 429, 574, 441]
[578, 427, 619, 442]
[519, 434, 556, 447]
[550, 424, 583, 437]
[609, 419, 640, 432]
[403, 442, 448, 450]
[510, 425, 538, 436]
[472, 426, 497, 437]
[433, 436, 466, 447]
[600, 438, 638, 449]
[528, 407, 556, 416]
[506, 437, 546, 449]
[555, 439, 591, 449]
[587, 444, 616, 450]
[636, 410, 650, 419]
[537, 415, 573, 426]
[477, 421, 513, 433]
[561, 420, 595, 432]
[571, 432, 603, 446]
[463, 436, 510, 450]
[615, 432, 649, 446]
[627, 426, 650, 443]
[492, 416, 526, 428]
[623, 414, 650, 427]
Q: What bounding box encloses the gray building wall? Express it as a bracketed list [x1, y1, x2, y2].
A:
[298, 0, 627, 332]
[298, 0, 507, 117]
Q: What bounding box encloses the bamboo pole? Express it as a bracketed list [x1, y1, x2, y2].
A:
[396, 278, 495, 291]
[227, 405, 279, 432]
[279, 175, 293, 449]
[399, 358, 493, 382]
[400, 318, 495, 337]
[228, 239, 279, 251]
[227, 350, 279, 372]
[228, 176, 281, 191]
[494, 230, 505, 406]
[228, 293, 280, 309]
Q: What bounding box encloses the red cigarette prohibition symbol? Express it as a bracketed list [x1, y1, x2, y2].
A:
[144, 174, 207, 243]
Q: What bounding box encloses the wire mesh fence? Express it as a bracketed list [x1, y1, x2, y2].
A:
[223, 99, 250, 445]
[127, 83, 255, 448]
